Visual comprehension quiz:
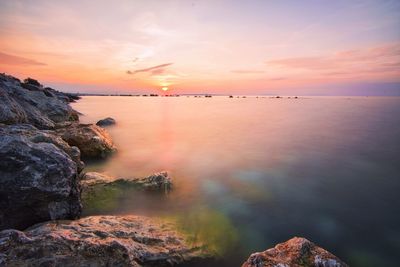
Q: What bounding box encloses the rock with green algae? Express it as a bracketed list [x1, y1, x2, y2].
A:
[0, 215, 214, 267]
[81, 171, 172, 192]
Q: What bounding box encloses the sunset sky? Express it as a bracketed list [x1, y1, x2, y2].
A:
[0, 0, 399, 95]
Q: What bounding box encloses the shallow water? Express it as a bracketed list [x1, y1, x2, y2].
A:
[72, 96, 400, 267]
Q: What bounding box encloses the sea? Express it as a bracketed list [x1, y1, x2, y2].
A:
[72, 96, 400, 267]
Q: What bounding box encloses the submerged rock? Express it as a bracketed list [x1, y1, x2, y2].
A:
[81, 171, 172, 192]
[0, 124, 82, 230]
[241, 237, 348, 267]
[0, 73, 79, 129]
[96, 117, 116, 127]
[81, 172, 172, 214]
[0, 215, 213, 266]
[56, 123, 116, 159]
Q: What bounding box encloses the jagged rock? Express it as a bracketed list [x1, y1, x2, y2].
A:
[0, 215, 213, 266]
[56, 123, 116, 159]
[241, 237, 348, 267]
[43, 86, 81, 103]
[0, 125, 82, 230]
[0, 73, 79, 129]
[0, 124, 85, 172]
[96, 117, 116, 127]
[81, 171, 172, 192]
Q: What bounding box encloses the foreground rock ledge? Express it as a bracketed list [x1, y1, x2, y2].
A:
[242, 237, 348, 267]
[0, 215, 213, 266]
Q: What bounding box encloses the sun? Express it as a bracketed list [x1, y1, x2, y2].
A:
[161, 87, 169, 91]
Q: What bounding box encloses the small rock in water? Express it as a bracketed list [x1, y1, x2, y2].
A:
[96, 117, 116, 127]
[81, 171, 172, 193]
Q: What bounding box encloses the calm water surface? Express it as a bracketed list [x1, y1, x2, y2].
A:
[72, 96, 400, 267]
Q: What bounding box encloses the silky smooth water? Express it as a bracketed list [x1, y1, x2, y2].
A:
[72, 96, 400, 267]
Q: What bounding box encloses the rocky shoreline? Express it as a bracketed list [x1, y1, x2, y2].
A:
[0, 73, 347, 266]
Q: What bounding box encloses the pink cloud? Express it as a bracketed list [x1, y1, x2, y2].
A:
[127, 63, 173, 75]
[267, 43, 400, 76]
[0, 52, 46, 66]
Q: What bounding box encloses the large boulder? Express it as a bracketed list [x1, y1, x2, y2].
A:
[0, 73, 79, 129]
[241, 237, 348, 267]
[0, 124, 82, 230]
[56, 123, 116, 158]
[0, 215, 213, 266]
[0, 124, 84, 172]
[96, 117, 116, 127]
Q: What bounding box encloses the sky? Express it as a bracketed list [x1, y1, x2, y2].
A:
[0, 0, 399, 95]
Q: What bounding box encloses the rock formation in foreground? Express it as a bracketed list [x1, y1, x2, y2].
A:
[0, 215, 213, 267]
[0, 73, 115, 230]
[242, 237, 348, 267]
[0, 124, 82, 230]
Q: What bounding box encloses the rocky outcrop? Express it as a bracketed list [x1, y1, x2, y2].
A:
[56, 123, 116, 159]
[81, 171, 172, 192]
[241, 237, 348, 267]
[96, 117, 116, 127]
[0, 124, 82, 230]
[0, 73, 79, 129]
[0, 215, 213, 266]
[0, 124, 84, 172]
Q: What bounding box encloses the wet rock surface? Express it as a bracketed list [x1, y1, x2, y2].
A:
[0, 215, 212, 267]
[241, 237, 348, 267]
[96, 117, 116, 127]
[56, 123, 116, 159]
[0, 124, 81, 230]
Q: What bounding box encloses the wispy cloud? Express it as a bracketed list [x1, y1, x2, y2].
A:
[0, 52, 46, 66]
[231, 69, 265, 74]
[266, 43, 400, 76]
[127, 63, 173, 75]
[266, 43, 400, 79]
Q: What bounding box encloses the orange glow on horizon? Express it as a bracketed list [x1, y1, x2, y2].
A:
[0, 1, 399, 95]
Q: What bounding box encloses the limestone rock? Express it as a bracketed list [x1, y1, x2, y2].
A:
[0, 124, 84, 172]
[241, 237, 348, 267]
[81, 171, 172, 192]
[0, 125, 82, 230]
[56, 123, 116, 159]
[0, 73, 79, 129]
[0, 215, 213, 266]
